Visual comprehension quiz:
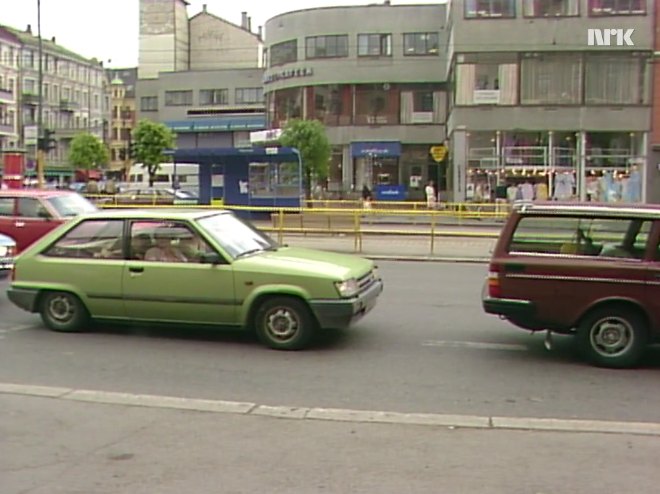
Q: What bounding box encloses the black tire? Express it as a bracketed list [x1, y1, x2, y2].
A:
[576, 306, 648, 369]
[39, 291, 89, 333]
[253, 296, 317, 351]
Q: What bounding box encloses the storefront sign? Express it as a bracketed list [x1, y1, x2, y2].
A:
[375, 184, 406, 201]
[473, 90, 500, 105]
[263, 67, 314, 85]
[351, 141, 402, 158]
[430, 145, 447, 163]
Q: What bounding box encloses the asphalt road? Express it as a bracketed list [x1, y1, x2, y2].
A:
[1, 261, 659, 424]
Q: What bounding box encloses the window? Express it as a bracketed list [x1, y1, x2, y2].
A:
[589, 0, 645, 15]
[270, 40, 297, 67]
[46, 194, 97, 217]
[509, 216, 651, 259]
[43, 220, 124, 259]
[524, 0, 578, 16]
[305, 35, 349, 59]
[358, 34, 392, 57]
[22, 50, 34, 68]
[0, 197, 14, 216]
[465, 0, 515, 18]
[235, 87, 263, 104]
[17, 198, 49, 218]
[131, 222, 211, 263]
[310, 85, 352, 126]
[199, 89, 228, 106]
[455, 54, 518, 105]
[165, 90, 193, 107]
[249, 161, 300, 199]
[23, 79, 36, 94]
[403, 33, 439, 56]
[585, 54, 647, 104]
[520, 53, 582, 105]
[354, 84, 399, 125]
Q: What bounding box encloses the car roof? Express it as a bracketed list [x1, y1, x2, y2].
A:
[512, 201, 660, 219]
[0, 189, 79, 198]
[74, 208, 230, 221]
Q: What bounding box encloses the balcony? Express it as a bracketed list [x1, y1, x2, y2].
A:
[59, 99, 79, 112]
[0, 88, 14, 103]
[56, 127, 87, 139]
[22, 92, 39, 106]
[0, 122, 15, 135]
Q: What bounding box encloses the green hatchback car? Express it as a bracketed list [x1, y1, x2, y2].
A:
[7, 209, 383, 350]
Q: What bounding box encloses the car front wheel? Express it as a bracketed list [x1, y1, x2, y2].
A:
[39, 291, 89, 333]
[577, 306, 648, 369]
[254, 297, 317, 351]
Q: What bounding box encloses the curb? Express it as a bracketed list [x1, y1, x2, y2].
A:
[363, 255, 490, 264]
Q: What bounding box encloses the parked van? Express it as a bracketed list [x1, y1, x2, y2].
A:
[128, 163, 199, 192]
[482, 201, 660, 369]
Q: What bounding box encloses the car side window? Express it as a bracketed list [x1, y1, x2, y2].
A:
[17, 198, 49, 218]
[43, 220, 124, 259]
[131, 221, 212, 263]
[509, 216, 649, 260]
[0, 197, 14, 216]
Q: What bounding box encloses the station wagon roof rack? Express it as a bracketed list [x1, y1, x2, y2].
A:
[512, 201, 660, 219]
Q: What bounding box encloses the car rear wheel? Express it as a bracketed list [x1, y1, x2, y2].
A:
[577, 306, 648, 369]
[254, 297, 316, 351]
[39, 291, 89, 333]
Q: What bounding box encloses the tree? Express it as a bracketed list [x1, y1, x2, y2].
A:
[68, 133, 109, 176]
[278, 119, 331, 200]
[132, 119, 176, 187]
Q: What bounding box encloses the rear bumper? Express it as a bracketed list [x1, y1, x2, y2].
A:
[481, 281, 535, 318]
[7, 287, 39, 312]
[310, 279, 384, 330]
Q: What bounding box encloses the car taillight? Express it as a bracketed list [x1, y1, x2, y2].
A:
[487, 264, 502, 298]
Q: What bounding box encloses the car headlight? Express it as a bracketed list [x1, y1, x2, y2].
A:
[0, 246, 8, 257]
[335, 278, 359, 298]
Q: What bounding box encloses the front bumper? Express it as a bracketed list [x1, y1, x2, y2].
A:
[7, 287, 39, 312]
[310, 279, 384, 330]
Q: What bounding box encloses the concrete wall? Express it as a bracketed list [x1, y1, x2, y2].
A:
[189, 12, 261, 70]
[139, 0, 189, 79]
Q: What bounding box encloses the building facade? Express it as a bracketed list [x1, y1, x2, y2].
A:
[137, 0, 265, 149]
[262, 3, 448, 199]
[446, 0, 654, 204]
[0, 27, 21, 151]
[649, 0, 660, 203]
[107, 68, 137, 178]
[1, 24, 109, 181]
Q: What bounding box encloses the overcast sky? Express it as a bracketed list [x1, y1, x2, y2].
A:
[3, 0, 444, 68]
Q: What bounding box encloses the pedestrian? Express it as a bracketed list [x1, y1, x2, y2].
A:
[362, 184, 372, 209]
[425, 180, 436, 209]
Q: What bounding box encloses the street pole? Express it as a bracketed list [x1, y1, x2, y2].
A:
[36, 0, 45, 189]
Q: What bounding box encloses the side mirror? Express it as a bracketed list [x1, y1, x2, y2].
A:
[200, 252, 223, 265]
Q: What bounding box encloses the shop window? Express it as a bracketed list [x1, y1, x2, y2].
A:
[306, 35, 348, 59]
[588, 0, 645, 15]
[311, 85, 351, 126]
[584, 54, 647, 105]
[354, 84, 399, 125]
[403, 33, 439, 56]
[455, 55, 518, 105]
[357, 34, 392, 57]
[249, 162, 301, 198]
[270, 40, 297, 67]
[272, 88, 303, 126]
[520, 53, 582, 105]
[524, 0, 578, 16]
[465, 0, 515, 18]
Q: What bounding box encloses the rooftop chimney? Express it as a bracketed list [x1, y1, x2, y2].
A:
[51, 36, 56, 43]
[258, 26, 263, 39]
[202, 4, 207, 12]
[26, 24, 32, 34]
[247, 16, 252, 33]
[241, 11, 248, 30]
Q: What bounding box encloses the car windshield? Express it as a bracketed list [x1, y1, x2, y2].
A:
[197, 213, 278, 259]
[46, 194, 98, 218]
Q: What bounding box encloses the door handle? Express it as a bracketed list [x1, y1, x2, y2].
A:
[129, 266, 144, 274]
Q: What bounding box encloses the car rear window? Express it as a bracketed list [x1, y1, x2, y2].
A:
[509, 216, 652, 260]
[47, 194, 98, 217]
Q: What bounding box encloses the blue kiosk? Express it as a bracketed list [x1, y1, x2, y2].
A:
[170, 147, 303, 219]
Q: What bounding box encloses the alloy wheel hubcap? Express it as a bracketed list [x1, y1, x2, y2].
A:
[590, 317, 632, 357]
[266, 308, 299, 341]
[49, 296, 75, 322]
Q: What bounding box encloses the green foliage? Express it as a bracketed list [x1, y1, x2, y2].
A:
[278, 119, 331, 198]
[68, 133, 109, 170]
[132, 119, 176, 186]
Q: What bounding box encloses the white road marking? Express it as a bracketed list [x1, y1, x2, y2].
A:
[0, 324, 39, 338]
[422, 340, 528, 352]
[1, 382, 659, 437]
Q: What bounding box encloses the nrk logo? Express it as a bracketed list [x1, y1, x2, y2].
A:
[587, 28, 635, 47]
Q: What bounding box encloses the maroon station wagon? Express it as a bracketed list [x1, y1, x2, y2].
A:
[483, 202, 660, 369]
[0, 190, 98, 253]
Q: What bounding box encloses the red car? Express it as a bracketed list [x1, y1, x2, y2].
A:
[0, 190, 98, 252]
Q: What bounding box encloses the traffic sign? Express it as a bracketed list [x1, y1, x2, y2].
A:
[430, 145, 447, 163]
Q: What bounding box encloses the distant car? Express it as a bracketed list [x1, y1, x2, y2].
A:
[7, 209, 383, 350]
[0, 233, 16, 279]
[114, 188, 198, 206]
[482, 201, 660, 369]
[0, 190, 98, 252]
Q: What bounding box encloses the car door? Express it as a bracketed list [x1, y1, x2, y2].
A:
[14, 197, 60, 252]
[645, 220, 660, 331]
[121, 220, 238, 326]
[0, 196, 17, 242]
